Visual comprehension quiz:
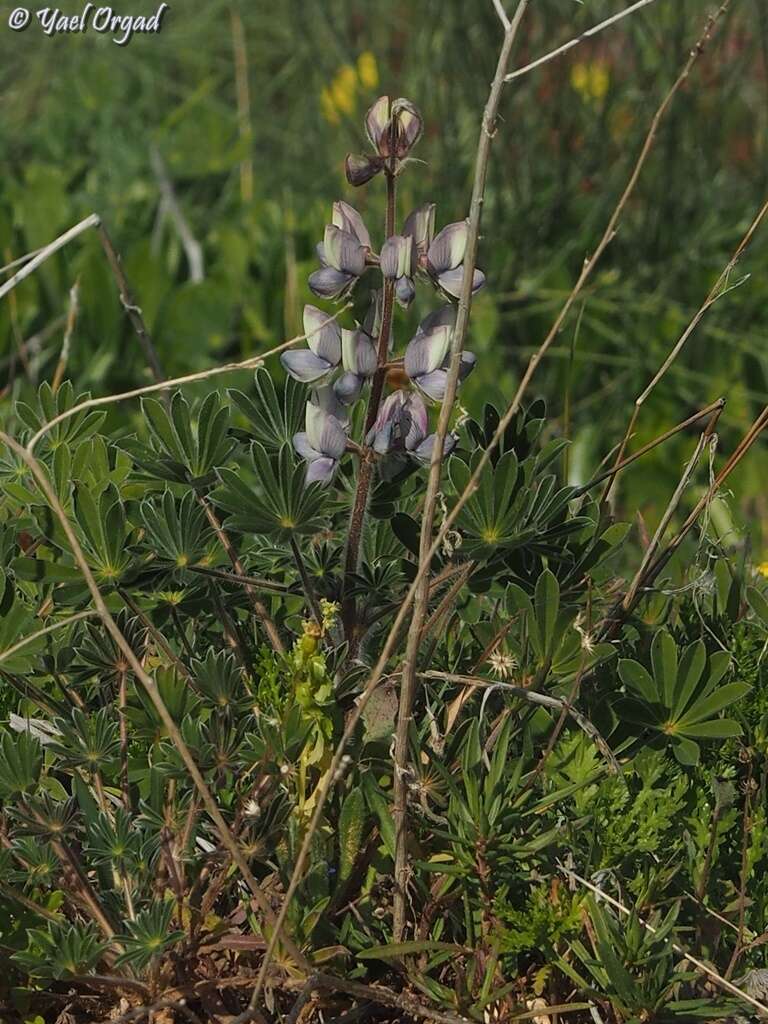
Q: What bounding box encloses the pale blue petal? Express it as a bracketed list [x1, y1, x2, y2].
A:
[415, 369, 449, 401]
[436, 267, 485, 299]
[304, 304, 341, 364]
[309, 267, 354, 300]
[293, 432, 321, 461]
[306, 457, 338, 486]
[404, 326, 451, 379]
[427, 221, 468, 273]
[281, 349, 334, 383]
[334, 372, 364, 405]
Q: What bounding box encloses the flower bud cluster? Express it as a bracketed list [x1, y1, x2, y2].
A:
[279, 96, 485, 485]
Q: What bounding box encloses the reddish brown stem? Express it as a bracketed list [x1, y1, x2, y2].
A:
[341, 163, 397, 643]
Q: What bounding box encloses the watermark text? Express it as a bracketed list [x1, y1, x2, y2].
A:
[8, 4, 170, 45]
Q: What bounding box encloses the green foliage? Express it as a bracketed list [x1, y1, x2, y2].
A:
[0, 370, 766, 1024]
[1, 16, 768, 1019]
[618, 633, 748, 764]
[115, 902, 186, 970]
[214, 442, 330, 539]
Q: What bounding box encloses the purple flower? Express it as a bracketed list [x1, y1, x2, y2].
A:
[334, 327, 378, 405]
[365, 96, 423, 160]
[365, 389, 456, 464]
[345, 153, 384, 187]
[404, 307, 476, 401]
[403, 203, 436, 263]
[425, 220, 485, 300]
[293, 392, 349, 486]
[381, 233, 417, 310]
[309, 202, 371, 301]
[345, 96, 423, 187]
[281, 305, 341, 383]
[332, 201, 371, 248]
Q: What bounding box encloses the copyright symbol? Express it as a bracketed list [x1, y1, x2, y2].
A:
[8, 7, 30, 30]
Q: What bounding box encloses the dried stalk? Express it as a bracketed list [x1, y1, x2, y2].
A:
[421, 670, 619, 773]
[504, 0, 662, 82]
[602, 191, 768, 504]
[0, 430, 311, 976]
[393, 0, 531, 944]
[0, 215, 101, 301]
[253, 0, 703, 996]
[615, 402, 768, 626]
[575, 399, 725, 495]
[26, 304, 350, 453]
[96, 222, 165, 383]
[622, 403, 722, 609]
[150, 145, 205, 283]
[51, 279, 80, 392]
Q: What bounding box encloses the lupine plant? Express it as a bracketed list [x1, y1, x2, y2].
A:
[1, 37, 768, 1024]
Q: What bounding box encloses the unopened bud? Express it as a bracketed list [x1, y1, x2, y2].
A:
[345, 153, 383, 187]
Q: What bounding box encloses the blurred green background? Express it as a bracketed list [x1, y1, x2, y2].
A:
[1, 0, 767, 551]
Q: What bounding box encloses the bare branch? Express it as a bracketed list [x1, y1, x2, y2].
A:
[51, 279, 80, 392]
[602, 194, 768, 502]
[420, 670, 621, 773]
[505, 0, 662, 82]
[0, 215, 101, 301]
[0, 610, 97, 667]
[26, 304, 350, 453]
[492, 0, 511, 31]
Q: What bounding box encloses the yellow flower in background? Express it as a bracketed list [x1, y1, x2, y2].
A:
[757, 561, 768, 579]
[320, 87, 340, 125]
[320, 52, 379, 124]
[330, 64, 358, 116]
[357, 51, 379, 90]
[571, 60, 610, 103]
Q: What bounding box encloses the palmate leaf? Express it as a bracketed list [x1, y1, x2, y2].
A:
[48, 708, 120, 772]
[462, 399, 547, 466]
[15, 381, 106, 451]
[229, 367, 305, 451]
[617, 631, 748, 764]
[13, 921, 106, 979]
[214, 442, 329, 540]
[73, 610, 146, 685]
[73, 482, 135, 584]
[0, 731, 43, 799]
[139, 489, 213, 571]
[114, 901, 184, 969]
[123, 391, 235, 486]
[85, 807, 142, 869]
[191, 648, 250, 711]
[448, 443, 582, 561]
[0, 593, 47, 672]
